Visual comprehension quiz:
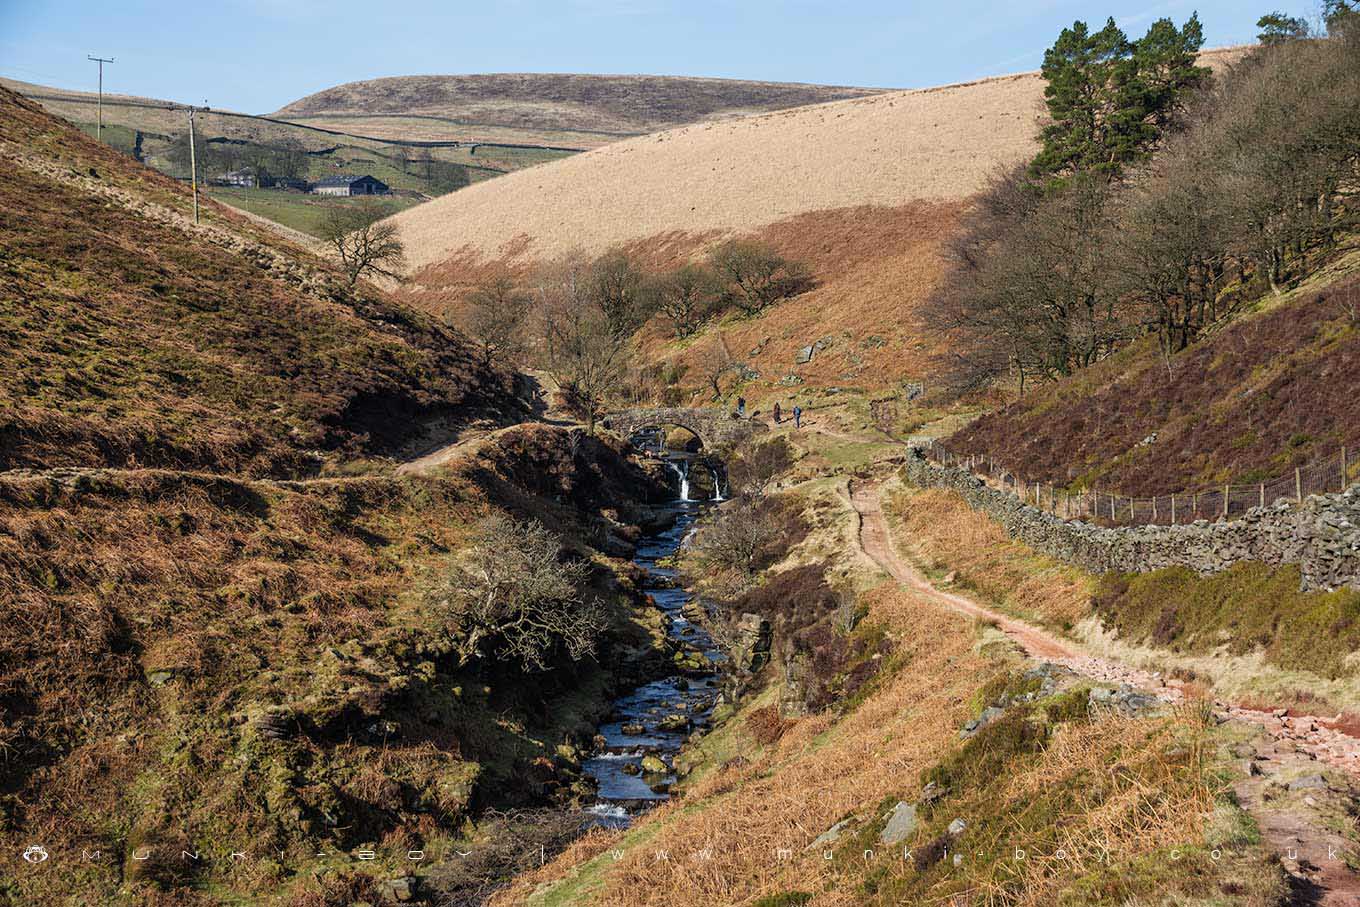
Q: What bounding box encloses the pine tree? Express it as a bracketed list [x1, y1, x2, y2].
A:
[1256, 11, 1311, 45]
[1030, 16, 1208, 187]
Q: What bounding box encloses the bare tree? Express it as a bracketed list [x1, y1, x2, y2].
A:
[425, 514, 606, 672]
[708, 239, 811, 316]
[536, 256, 627, 433]
[318, 199, 406, 287]
[468, 275, 532, 366]
[702, 340, 736, 402]
[654, 263, 720, 338]
[681, 494, 780, 598]
[588, 250, 654, 339]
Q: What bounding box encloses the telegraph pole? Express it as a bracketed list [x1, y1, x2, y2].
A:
[86, 55, 114, 142]
[187, 106, 200, 224]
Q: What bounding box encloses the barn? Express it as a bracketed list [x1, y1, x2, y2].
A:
[311, 174, 389, 197]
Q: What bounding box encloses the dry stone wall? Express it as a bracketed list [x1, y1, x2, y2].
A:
[902, 450, 1360, 592]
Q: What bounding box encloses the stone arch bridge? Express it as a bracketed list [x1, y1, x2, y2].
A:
[603, 407, 765, 449]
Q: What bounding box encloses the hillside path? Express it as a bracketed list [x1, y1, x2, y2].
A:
[847, 477, 1360, 904]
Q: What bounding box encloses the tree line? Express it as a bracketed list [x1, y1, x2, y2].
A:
[467, 240, 811, 431]
[934, 7, 1360, 394]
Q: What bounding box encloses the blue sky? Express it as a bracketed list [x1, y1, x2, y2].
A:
[0, 0, 1320, 113]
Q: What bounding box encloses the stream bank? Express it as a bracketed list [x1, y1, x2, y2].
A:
[582, 500, 725, 825]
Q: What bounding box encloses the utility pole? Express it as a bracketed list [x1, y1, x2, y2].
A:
[187, 107, 200, 224]
[87, 55, 114, 142]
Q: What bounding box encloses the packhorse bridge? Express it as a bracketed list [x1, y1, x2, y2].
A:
[603, 406, 765, 449]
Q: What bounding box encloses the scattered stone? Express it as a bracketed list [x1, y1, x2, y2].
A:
[656, 713, 691, 733]
[1288, 774, 1329, 791]
[641, 755, 668, 775]
[621, 762, 641, 776]
[251, 707, 296, 741]
[879, 802, 918, 845]
[947, 818, 967, 836]
[809, 818, 854, 850]
[795, 345, 815, 364]
[621, 723, 645, 736]
[377, 876, 417, 903]
[960, 706, 1005, 738]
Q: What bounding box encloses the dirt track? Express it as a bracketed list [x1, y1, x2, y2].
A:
[848, 477, 1360, 903]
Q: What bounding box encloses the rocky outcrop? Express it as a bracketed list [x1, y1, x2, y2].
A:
[729, 613, 772, 674]
[903, 450, 1360, 591]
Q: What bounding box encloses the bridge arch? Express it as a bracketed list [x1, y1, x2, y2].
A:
[603, 406, 765, 450]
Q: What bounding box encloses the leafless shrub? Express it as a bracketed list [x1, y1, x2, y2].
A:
[318, 199, 407, 287]
[468, 274, 532, 366]
[425, 514, 606, 671]
[708, 239, 812, 316]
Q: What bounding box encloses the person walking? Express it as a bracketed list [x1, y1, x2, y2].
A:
[793, 405, 802, 429]
[736, 396, 746, 418]
[773, 402, 782, 424]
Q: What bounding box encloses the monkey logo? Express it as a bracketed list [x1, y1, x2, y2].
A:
[23, 844, 49, 864]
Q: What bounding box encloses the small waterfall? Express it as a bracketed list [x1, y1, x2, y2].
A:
[666, 460, 691, 502]
[711, 466, 726, 502]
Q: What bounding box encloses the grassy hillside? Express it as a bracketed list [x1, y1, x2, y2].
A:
[943, 250, 1360, 496]
[0, 86, 520, 476]
[0, 84, 682, 905]
[386, 70, 1052, 269]
[487, 476, 1282, 907]
[0, 77, 575, 211]
[274, 73, 885, 148]
[0, 426, 673, 907]
[204, 186, 422, 238]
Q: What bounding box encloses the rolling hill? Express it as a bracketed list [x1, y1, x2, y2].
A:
[388, 50, 1244, 398]
[273, 73, 885, 148]
[0, 85, 518, 476]
[386, 69, 1050, 395]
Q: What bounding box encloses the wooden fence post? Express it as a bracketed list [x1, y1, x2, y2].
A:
[1296, 467, 1302, 504]
[1129, 498, 1134, 521]
[1223, 485, 1230, 519]
[1171, 494, 1176, 525]
[1259, 483, 1265, 509]
[1152, 497, 1158, 522]
[1343, 447, 1348, 491]
[1109, 494, 1115, 521]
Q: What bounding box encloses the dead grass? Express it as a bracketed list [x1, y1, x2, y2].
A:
[489, 581, 989, 906]
[883, 483, 1093, 631]
[389, 70, 1051, 269]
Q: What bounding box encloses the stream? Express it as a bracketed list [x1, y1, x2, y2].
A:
[582, 500, 723, 827]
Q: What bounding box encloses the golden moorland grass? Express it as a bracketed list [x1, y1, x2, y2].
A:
[388, 70, 1050, 269]
[390, 49, 1244, 269]
[884, 483, 1094, 631]
[488, 580, 1265, 907]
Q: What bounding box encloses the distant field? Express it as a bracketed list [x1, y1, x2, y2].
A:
[206, 187, 420, 237]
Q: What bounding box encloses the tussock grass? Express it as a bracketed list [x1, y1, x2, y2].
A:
[884, 483, 1093, 631]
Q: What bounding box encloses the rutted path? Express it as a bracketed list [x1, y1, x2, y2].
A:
[847, 477, 1360, 905]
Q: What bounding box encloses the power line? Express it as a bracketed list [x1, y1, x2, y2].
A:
[86, 55, 114, 142]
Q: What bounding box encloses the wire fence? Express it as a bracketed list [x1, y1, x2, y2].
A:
[921, 442, 1358, 527]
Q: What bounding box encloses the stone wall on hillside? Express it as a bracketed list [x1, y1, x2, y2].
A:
[901, 450, 1360, 592]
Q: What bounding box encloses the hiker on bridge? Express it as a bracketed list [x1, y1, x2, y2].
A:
[773, 402, 782, 424]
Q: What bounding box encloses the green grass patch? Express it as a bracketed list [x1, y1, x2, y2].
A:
[1094, 562, 1360, 678]
[206, 187, 420, 237]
